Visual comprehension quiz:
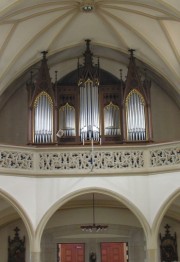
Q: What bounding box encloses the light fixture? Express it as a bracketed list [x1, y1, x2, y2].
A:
[81, 0, 94, 12]
[80, 193, 108, 232]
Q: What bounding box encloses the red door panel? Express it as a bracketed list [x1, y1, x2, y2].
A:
[101, 242, 128, 262]
[58, 243, 85, 262]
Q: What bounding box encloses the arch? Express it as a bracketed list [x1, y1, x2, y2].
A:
[35, 187, 151, 250]
[33, 91, 53, 108]
[152, 188, 180, 241]
[126, 89, 145, 105]
[0, 188, 34, 245]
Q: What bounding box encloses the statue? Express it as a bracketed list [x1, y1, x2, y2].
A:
[90, 251, 96, 262]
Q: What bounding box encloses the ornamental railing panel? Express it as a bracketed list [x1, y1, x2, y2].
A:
[0, 150, 33, 170]
[0, 142, 179, 175]
[39, 150, 144, 171]
[150, 147, 180, 167]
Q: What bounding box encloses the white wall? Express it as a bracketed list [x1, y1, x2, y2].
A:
[151, 82, 180, 142]
[0, 86, 28, 145]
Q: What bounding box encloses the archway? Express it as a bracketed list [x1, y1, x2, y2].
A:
[153, 190, 180, 262]
[38, 189, 150, 262]
[0, 190, 33, 262]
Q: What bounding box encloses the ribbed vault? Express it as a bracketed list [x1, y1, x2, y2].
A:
[0, 0, 179, 104]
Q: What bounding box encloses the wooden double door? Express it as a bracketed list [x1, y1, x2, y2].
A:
[57, 242, 128, 262]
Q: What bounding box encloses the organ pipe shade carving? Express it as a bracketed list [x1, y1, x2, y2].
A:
[59, 103, 76, 136]
[104, 102, 121, 136]
[80, 79, 99, 141]
[126, 89, 146, 141]
[33, 91, 53, 143]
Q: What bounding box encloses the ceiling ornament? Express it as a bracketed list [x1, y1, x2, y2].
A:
[80, 0, 95, 12]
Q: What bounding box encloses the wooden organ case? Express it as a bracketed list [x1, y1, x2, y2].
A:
[27, 40, 152, 146]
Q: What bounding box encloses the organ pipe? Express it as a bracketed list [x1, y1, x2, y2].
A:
[126, 90, 146, 141]
[104, 102, 121, 136]
[78, 40, 100, 142]
[59, 103, 75, 136]
[34, 92, 53, 143]
[80, 80, 99, 141]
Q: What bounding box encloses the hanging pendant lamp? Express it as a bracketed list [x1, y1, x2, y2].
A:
[80, 193, 108, 232]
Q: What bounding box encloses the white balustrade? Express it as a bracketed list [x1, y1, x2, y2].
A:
[0, 142, 179, 175]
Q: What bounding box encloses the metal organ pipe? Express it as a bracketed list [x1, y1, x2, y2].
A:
[126, 91, 146, 141]
[41, 96, 43, 143]
[80, 80, 100, 141]
[34, 92, 53, 143]
[104, 103, 120, 136]
[59, 103, 75, 136]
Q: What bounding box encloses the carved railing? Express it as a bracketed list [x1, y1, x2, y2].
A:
[39, 150, 144, 171]
[0, 150, 33, 170]
[0, 142, 179, 175]
[150, 147, 180, 167]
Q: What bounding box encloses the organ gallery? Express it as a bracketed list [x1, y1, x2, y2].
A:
[27, 40, 152, 146]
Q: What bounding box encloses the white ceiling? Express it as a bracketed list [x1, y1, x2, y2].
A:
[0, 0, 179, 102]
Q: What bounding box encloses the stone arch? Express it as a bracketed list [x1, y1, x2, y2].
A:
[0, 188, 34, 245]
[35, 187, 151, 251]
[152, 188, 180, 241]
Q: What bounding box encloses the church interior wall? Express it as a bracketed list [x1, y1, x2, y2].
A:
[0, 86, 28, 145]
[151, 82, 180, 142]
[0, 2, 179, 262]
[0, 176, 179, 262]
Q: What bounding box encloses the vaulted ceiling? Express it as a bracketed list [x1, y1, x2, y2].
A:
[0, 0, 179, 104]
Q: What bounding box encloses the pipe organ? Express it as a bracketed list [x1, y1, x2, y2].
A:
[27, 41, 152, 145]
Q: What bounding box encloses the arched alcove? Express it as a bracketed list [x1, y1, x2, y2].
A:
[154, 191, 180, 262]
[0, 190, 33, 262]
[38, 189, 150, 262]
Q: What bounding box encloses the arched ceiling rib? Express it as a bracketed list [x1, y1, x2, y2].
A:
[0, 0, 179, 100]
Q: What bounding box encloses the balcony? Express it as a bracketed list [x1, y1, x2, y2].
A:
[0, 141, 179, 176]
